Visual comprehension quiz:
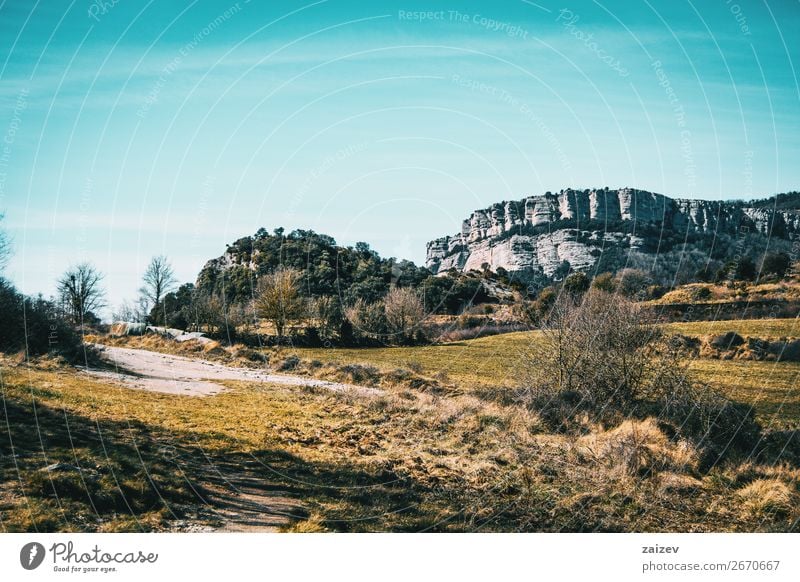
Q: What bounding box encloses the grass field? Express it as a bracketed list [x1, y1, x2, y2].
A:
[289, 323, 800, 429]
[289, 331, 542, 388]
[664, 318, 800, 339]
[2, 317, 798, 532]
[3, 355, 797, 533]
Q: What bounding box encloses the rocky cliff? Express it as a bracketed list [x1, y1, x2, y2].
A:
[426, 188, 800, 281]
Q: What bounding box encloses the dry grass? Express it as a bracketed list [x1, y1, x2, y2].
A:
[290, 331, 541, 388]
[91, 321, 800, 429]
[575, 419, 698, 478]
[737, 478, 797, 520]
[11, 314, 791, 532]
[652, 281, 800, 305]
[665, 318, 800, 339]
[1, 353, 797, 533]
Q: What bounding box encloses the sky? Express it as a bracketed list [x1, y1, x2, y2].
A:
[1, 0, 799, 317]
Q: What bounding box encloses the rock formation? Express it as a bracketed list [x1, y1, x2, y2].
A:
[426, 188, 800, 281]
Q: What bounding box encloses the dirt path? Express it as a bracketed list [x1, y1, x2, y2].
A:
[83, 344, 380, 397]
[80, 344, 377, 531]
[171, 457, 308, 532]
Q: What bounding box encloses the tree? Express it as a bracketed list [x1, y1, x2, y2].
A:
[0, 213, 10, 272]
[141, 255, 177, 324]
[309, 295, 343, 342]
[591, 272, 616, 293]
[563, 272, 590, 295]
[253, 267, 305, 337]
[761, 252, 790, 278]
[57, 263, 105, 325]
[734, 256, 756, 281]
[1, 280, 82, 359]
[383, 287, 425, 342]
[112, 300, 136, 322]
[614, 268, 651, 299]
[193, 293, 226, 334]
[156, 282, 196, 329]
[134, 292, 151, 323]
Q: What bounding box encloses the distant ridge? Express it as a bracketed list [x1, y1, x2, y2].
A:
[426, 188, 800, 284]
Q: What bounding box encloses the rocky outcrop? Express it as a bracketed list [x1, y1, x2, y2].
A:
[426, 187, 800, 280]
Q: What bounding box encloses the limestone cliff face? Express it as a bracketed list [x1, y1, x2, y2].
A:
[426, 188, 800, 279]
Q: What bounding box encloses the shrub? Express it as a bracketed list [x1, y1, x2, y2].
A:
[456, 314, 483, 329]
[690, 285, 712, 301]
[614, 268, 652, 299]
[334, 364, 380, 384]
[0, 279, 83, 361]
[761, 252, 791, 278]
[563, 272, 590, 296]
[345, 299, 388, 340]
[383, 287, 426, 343]
[521, 289, 761, 459]
[591, 272, 616, 293]
[646, 284, 667, 300]
[735, 257, 757, 281]
[524, 290, 662, 414]
[276, 355, 300, 371]
[520, 287, 557, 325]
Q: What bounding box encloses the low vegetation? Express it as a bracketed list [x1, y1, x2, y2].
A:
[4, 293, 798, 533]
[1, 218, 798, 533]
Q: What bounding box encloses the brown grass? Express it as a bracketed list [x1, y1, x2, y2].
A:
[652, 281, 800, 305]
[737, 478, 797, 520]
[1, 354, 797, 532]
[20, 313, 795, 532]
[576, 419, 698, 478]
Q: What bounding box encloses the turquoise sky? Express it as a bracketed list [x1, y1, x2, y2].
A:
[1, 0, 798, 314]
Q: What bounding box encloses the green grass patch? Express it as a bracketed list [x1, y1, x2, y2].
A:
[687, 360, 800, 430]
[289, 331, 542, 387]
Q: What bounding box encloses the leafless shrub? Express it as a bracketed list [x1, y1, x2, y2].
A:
[253, 267, 306, 337]
[524, 290, 663, 413]
[383, 287, 426, 342]
[521, 290, 760, 457]
[345, 298, 388, 339]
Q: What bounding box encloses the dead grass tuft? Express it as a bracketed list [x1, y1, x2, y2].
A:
[737, 478, 797, 519]
[577, 418, 698, 478]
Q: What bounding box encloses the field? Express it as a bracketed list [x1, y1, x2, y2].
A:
[1, 318, 798, 533]
[665, 318, 800, 339]
[290, 331, 541, 388]
[290, 323, 800, 429]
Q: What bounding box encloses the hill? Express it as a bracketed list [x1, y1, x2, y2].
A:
[426, 187, 800, 286]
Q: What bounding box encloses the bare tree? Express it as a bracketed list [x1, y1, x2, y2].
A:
[309, 295, 343, 341]
[112, 300, 136, 322]
[193, 292, 226, 334]
[57, 263, 105, 325]
[383, 286, 425, 342]
[140, 255, 177, 324]
[253, 267, 305, 337]
[344, 298, 387, 339]
[0, 213, 11, 272]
